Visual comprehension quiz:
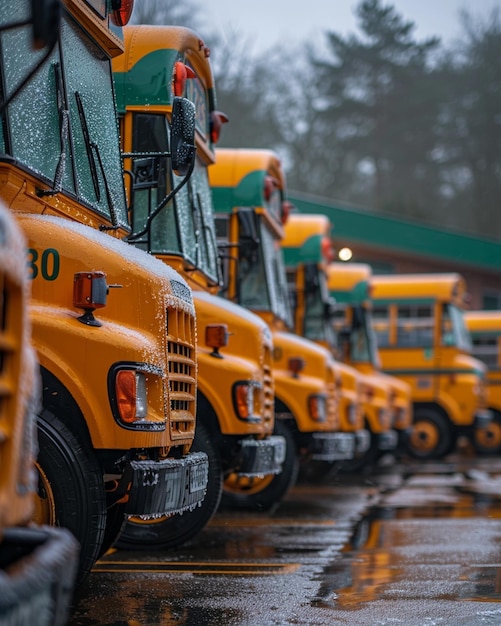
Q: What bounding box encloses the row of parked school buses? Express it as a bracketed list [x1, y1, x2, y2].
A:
[0, 2, 498, 623]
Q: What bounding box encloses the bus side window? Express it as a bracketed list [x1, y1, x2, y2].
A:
[471, 333, 498, 370]
[373, 305, 390, 347]
[396, 305, 433, 347]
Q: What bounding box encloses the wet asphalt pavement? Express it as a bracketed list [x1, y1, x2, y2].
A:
[69, 447, 501, 625]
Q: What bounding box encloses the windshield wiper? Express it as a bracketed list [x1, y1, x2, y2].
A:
[75, 91, 100, 201]
[75, 91, 119, 229]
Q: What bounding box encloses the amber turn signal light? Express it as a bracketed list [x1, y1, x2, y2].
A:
[206, 323, 229, 358]
[73, 271, 108, 326]
[288, 357, 305, 377]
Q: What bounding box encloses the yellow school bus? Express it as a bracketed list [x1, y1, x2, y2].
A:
[210, 148, 357, 479]
[327, 262, 413, 462]
[465, 310, 501, 454]
[281, 214, 396, 471]
[372, 273, 491, 458]
[0, 0, 208, 581]
[112, 26, 289, 528]
[0, 196, 78, 624]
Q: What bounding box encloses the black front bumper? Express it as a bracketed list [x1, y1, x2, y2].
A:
[125, 451, 209, 518]
[236, 435, 287, 477]
[310, 432, 355, 461]
[474, 409, 493, 430]
[355, 428, 371, 455]
[377, 429, 398, 451]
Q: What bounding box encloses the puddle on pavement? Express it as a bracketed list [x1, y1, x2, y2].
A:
[313, 471, 501, 611]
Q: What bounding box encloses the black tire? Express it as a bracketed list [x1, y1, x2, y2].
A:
[115, 421, 222, 550]
[404, 408, 453, 459]
[474, 411, 501, 455]
[97, 502, 126, 559]
[220, 419, 299, 513]
[35, 410, 106, 585]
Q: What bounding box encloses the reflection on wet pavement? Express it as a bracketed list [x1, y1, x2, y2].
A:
[312, 459, 501, 625]
[70, 457, 501, 626]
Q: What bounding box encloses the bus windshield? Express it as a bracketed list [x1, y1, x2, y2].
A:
[246, 219, 293, 328]
[442, 304, 472, 351]
[350, 308, 380, 367]
[173, 159, 219, 283]
[293, 263, 336, 345]
[0, 9, 128, 225]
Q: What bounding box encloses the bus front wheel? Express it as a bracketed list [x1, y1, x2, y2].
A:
[34, 409, 107, 585]
[405, 409, 453, 459]
[474, 411, 501, 455]
[221, 420, 299, 513]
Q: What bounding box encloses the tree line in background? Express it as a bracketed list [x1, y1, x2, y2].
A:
[131, 0, 501, 239]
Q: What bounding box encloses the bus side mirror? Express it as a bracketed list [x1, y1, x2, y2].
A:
[31, 0, 61, 49]
[171, 96, 196, 177]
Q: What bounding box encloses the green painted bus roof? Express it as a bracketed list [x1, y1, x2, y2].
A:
[114, 49, 178, 113]
[211, 172, 265, 212]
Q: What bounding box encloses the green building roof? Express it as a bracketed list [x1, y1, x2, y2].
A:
[289, 191, 501, 273]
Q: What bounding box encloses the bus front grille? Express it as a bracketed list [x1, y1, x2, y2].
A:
[167, 307, 196, 439]
[262, 344, 274, 425]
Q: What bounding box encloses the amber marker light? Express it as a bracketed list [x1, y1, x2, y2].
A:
[263, 176, 279, 202]
[321, 236, 335, 263]
[210, 110, 229, 144]
[288, 357, 305, 378]
[110, 0, 134, 26]
[206, 323, 229, 358]
[281, 200, 293, 225]
[73, 271, 109, 327]
[365, 384, 375, 401]
[173, 61, 196, 97]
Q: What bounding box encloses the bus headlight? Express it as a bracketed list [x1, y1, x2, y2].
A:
[116, 370, 148, 423]
[233, 380, 262, 421]
[109, 363, 165, 431]
[348, 403, 358, 425]
[308, 394, 327, 422]
[378, 407, 388, 428]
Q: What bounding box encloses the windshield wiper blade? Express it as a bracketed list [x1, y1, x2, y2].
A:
[75, 91, 100, 201]
[74, 91, 119, 229]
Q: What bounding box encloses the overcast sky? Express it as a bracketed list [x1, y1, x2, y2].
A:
[206, 0, 501, 53]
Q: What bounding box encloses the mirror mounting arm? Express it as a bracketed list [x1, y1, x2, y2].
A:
[126, 156, 195, 243]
